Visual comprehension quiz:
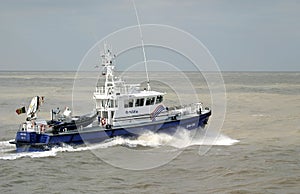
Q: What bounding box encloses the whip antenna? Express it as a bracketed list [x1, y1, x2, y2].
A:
[132, 0, 151, 91]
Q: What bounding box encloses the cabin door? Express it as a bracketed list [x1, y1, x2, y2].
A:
[101, 111, 114, 125]
[107, 111, 114, 125]
[102, 111, 108, 119]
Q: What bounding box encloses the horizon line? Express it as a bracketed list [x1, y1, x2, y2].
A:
[0, 70, 299, 73]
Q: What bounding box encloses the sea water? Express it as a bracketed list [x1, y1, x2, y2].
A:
[0, 71, 299, 193]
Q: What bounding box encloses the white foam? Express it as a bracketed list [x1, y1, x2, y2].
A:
[85, 128, 239, 150]
[0, 140, 16, 153]
[166, 128, 239, 148]
[212, 134, 240, 145]
[0, 128, 239, 160]
[0, 148, 57, 160]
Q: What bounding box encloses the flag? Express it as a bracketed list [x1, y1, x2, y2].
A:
[150, 105, 165, 121]
[16, 106, 26, 115]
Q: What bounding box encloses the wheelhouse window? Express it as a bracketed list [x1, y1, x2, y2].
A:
[108, 100, 114, 108]
[135, 98, 145, 107]
[146, 97, 155, 106]
[102, 111, 108, 118]
[101, 100, 105, 108]
[156, 95, 163, 104]
[100, 99, 117, 108]
[124, 99, 134, 108]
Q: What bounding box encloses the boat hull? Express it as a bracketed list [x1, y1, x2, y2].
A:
[10, 111, 211, 152]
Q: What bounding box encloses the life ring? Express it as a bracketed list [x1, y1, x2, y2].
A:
[101, 118, 106, 125]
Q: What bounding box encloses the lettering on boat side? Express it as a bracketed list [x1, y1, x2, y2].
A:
[186, 123, 196, 129]
[20, 133, 27, 140]
[125, 110, 138, 114]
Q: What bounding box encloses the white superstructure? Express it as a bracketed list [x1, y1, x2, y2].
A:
[93, 46, 167, 128]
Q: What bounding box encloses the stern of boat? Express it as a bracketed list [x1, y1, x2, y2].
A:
[10, 131, 51, 152]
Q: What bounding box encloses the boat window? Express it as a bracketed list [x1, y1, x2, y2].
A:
[135, 98, 145, 107]
[109, 100, 114, 108]
[156, 95, 163, 104]
[124, 99, 134, 108]
[102, 111, 108, 118]
[146, 97, 155, 106]
[97, 100, 102, 108]
[111, 111, 114, 119]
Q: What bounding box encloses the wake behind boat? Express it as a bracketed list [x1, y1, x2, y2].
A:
[9, 45, 211, 152]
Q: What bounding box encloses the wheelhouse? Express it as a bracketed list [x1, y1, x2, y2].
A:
[93, 46, 167, 128]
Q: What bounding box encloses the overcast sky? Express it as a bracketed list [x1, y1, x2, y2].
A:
[0, 0, 299, 71]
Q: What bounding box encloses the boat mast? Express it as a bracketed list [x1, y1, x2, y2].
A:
[102, 44, 116, 94]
